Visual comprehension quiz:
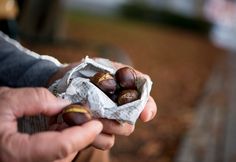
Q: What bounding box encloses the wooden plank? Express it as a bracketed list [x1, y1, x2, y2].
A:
[223, 54, 236, 162]
[175, 59, 228, 162]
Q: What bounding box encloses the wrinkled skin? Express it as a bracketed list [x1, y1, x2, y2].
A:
[48, 59, 157, 157]
[0, 59, 157, 162]
[0, 87, 102, 162]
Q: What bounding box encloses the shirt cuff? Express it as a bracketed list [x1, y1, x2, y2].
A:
[16, 59, 61, 87]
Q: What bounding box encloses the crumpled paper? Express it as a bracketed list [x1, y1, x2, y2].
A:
[49, 56, 152, 125]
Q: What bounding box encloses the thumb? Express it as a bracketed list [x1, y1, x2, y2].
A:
[0, 87, 70, 118]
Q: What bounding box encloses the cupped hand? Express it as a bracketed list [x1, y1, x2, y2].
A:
[47, 58, 157, 150]
[0, 87, 103, 162]
[89, 60, 157, 149]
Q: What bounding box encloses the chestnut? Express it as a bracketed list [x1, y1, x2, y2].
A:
[62, 104, 92, 126]
[115, 67, 137, 89]
[117, 89, 139, 105]
[108, 92, 119, 103]
[90, 72, 117, 94]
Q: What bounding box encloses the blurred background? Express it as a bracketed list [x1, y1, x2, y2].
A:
[1, 0, 236, 162]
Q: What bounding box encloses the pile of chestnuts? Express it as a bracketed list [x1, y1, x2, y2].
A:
[90, 67, 140, 105]
[62, 67, 140, 126]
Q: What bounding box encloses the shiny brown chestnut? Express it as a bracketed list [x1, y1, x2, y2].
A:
[62, 104, 92, 126]
[117, 89, 139, 105]
[115, 67, 137, 89]
[90, 72, 117, 94]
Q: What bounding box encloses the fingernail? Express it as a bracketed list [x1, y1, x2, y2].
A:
[83, 120, 103, 135]
[57, 98, 71, 107]
[91, 120, 103, 133]
[145, 111, 155, 122]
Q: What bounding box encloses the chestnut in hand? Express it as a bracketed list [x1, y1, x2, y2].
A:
[115, 67, 137, 89]
[62, 104, 92, 126]
[90, 72, 117, 94]
[117, 89, 139, 106]
[90, 67, 140, 105]
[108, 92, 119, 103]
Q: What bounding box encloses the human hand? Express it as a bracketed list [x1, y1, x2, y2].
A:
[93, 61, 157, 148]
[47, 58, 157, 150]
[0, 87, 103, 162]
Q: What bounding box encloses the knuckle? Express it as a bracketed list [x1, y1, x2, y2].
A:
[106, 138, 115, 150]
[34, 88, 54, 103]
[123, 125, 135, 136]
[0, 87, 10, 94]
[34, 88, 50, 98]
[58, 141, 73, 158]
[101, 138, 115, 150]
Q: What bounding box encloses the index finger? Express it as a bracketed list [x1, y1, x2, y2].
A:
[2, 120, 102, 162]
[0, 87, 71, 118]
[139, 96, 157, 122]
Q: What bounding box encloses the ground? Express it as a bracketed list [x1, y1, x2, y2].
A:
[25, 13, 225, 162]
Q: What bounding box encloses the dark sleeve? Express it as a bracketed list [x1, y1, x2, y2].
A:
[0, 31, 61, 87]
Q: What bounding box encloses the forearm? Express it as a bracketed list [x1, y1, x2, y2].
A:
[0, 31, 61, 87]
